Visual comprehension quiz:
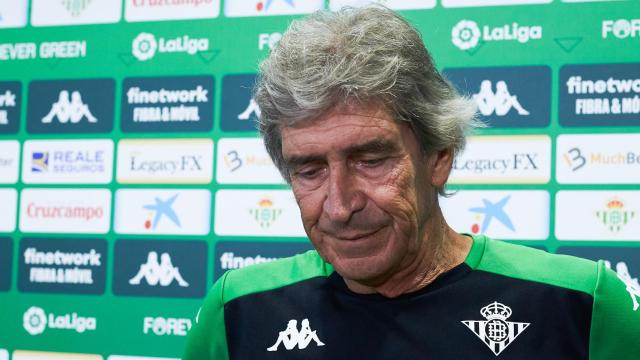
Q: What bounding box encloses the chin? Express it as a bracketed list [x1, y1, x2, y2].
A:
[330, 253, 394, 285]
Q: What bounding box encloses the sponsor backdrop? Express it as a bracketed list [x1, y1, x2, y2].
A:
[0, 0, 638, 358]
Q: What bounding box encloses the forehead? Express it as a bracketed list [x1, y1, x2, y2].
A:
[280, 107, 412, 158]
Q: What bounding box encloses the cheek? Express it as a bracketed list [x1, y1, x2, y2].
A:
[293, 189, 325, 229]
[370, 165, 420, 227]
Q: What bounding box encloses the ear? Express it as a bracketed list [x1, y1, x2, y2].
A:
[430, 147, 454, 187]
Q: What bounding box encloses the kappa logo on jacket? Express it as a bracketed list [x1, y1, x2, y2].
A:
[267, 318, 325, 351]
[462, 301, 530, 356]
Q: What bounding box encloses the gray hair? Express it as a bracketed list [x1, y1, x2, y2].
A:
[255, 6, 478, 194]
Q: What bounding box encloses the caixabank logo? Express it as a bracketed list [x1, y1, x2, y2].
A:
[560, 63, 640, 126]
[27, 79, 114, 134]
[18, 238, 106, 295]
[221, 74, 260, 132]
[0, 1, 28, 28]
[0, 81, 20, 134]
[0, 237, 12, 291]
[444, 66, 550, 128]
[224, 0, 323, 17]
[215, 241, 312, 280]
[22, 306, 96, 336]
[130, 32, 216, 63]
[121, 76, 214, 133]
[329, 0, 435, 10]
[112, 239, 207, 298]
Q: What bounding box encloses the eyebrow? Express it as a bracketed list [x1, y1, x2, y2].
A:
[284, 138, 399, 169]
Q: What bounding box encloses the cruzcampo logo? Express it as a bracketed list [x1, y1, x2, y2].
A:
[249, 197, 282, 229]
[596, 198, 636, 233]
[61, 0, 93, 16]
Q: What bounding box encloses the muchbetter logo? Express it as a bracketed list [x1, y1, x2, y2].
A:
[267, 318, 325, 352]
[129, 251, 189, 287]
[23, 306, 97, 335]
[452, 19, 542, 51]
[23, 306, 47, 335]
[131, 32, 209, 61]
[596, 198, 636, 233]
[452, 20, 481, 50]
[462, 302, 529, 356]
[132, 32, 157, 61]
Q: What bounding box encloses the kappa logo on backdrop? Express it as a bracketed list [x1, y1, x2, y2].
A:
[267, 318, 325, 352]
[23, 306, 97, 335]
[602, 19, 640, 39]
[444, 67, 550, 128]
[113, 240, 207, 298]
[131, 32, 209, 61]
[18, 238, 107, 295]
[452, 19, 542, 51]
[462, 302, 530, 356]
[27, 79, 114, 134]
[129, 251, 189, 287]
[221, 74, 259, 132]
[473, 80, 529, 116]
[121, 76, 214, 133]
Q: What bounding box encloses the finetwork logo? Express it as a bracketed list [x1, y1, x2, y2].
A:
[23, 306, 96, 335]
[559, 64, 640, 127]
[0, 82, 21, 134]
[452, 19, 542, 51]
[603, 19, 640, 39]
[132, 32, 209, 61]
[121, 76, 214, 133]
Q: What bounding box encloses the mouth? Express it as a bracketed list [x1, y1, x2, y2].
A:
[329, 226, 385, 241]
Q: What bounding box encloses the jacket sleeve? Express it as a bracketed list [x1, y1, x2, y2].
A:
[183, 271, 231, 360]
[589, 260, 640, 360]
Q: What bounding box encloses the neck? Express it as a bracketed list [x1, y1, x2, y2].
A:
[343, 213, 472, 298]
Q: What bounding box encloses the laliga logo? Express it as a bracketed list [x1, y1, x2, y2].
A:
[132, 32, 209, 61]
[452, 19, 542, 50]
[23, 306, 97, 335]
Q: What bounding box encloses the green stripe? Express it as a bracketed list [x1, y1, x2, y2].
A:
[222, 250, 334, 303]
[467, 234, 598, 295]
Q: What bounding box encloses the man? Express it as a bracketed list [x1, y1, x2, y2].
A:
[184, 7, 639, 359]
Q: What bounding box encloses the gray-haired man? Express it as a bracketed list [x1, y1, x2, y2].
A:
[184, 7, 639, 359]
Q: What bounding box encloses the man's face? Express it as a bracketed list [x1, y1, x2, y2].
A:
[281, 106, 444, 286]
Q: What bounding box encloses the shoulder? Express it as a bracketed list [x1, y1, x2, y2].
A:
[219, 249, 333, 304]
[469, 235, 600, 295]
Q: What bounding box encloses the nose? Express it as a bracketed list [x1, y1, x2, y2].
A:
[322, 165, 366, 224]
